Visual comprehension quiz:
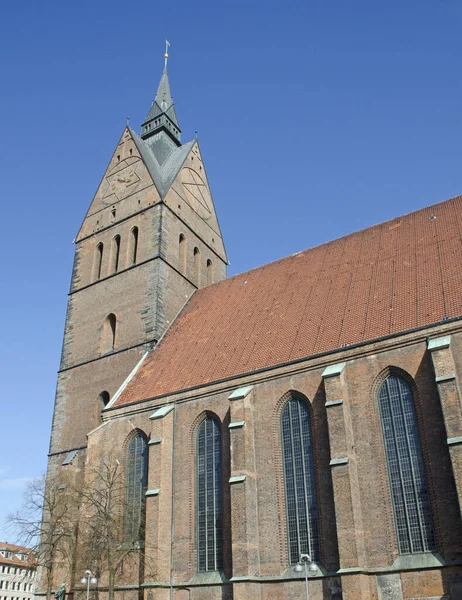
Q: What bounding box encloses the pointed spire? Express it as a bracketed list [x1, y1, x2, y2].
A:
[141, 42, 181, 145]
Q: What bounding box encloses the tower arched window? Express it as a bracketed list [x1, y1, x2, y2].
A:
[101, 313, 117, 353]
[281, 394, 320, 564]
[197, 417, 223, 572]
[179, 234, 186, 273]
[124, 432, 148, 542]
[193, 247, 201, 286]
[129, 227, 139, 265]
[206, 259, 213, 285]
[378, 374, 435, 554]
[93, 243, 104, 281]
[96, 391, 110, 424]
[111, 235, 121, 274]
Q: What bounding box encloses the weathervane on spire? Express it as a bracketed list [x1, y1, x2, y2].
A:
[164, 39, 170, 69]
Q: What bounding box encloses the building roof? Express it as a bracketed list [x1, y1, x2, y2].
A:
[0, 542, 34, 567]
[129, 126, 194, 198]
[141, 66, 181, 146]
[113, 195, 462, 408]
[143, 67, 179, 129]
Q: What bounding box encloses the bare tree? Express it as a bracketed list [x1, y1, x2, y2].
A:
[79, 455, 148, 600]
[7, 474, 80, 600]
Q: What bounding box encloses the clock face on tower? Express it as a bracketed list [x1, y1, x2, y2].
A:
[180, 167, 212, 219]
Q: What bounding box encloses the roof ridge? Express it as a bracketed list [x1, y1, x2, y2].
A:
[205, 193, 462, 288]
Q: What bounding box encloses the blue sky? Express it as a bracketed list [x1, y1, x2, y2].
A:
[1, 0, 462, 539]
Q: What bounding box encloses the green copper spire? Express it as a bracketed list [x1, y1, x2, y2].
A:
[141, 44, 181, 145]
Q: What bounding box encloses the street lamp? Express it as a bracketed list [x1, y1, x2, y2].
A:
[80, 570, 97, 600]
[294, 554, 318, 600]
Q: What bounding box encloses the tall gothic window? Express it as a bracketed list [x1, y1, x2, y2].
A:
[378, 375, 435, 554]
[281, 395, 320, 565]
[206, 259, 213, 285]
[193, 247, 201, 286]
[129, 227, 139, 265]
[93, 242, 104, 281]
[124, 432, 148, 542]
[111, 235, 121, 273]
[179, 234, 186, 273]
[197, 417, 223, 571]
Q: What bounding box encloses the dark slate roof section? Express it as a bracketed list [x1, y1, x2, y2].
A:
[129, 126, 194, 199]
[112, 195, 462, 407]
[143, 67, 179, 128]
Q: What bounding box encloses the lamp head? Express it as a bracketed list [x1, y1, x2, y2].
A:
[300, 554, 311, 563]
[90, 578, 97, 585]
[293, 563, 304, 572]
[308, 561, 318, 573]
[80, 578, 86, 585]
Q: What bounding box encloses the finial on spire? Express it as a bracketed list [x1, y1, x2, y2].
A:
[164, 39, 170, 69]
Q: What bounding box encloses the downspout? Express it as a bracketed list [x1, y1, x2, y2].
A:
[169, 404, 177, 600]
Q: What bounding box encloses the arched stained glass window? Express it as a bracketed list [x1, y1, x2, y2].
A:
[124, 432, 148, 542]
[378, 375, 435, 554]
[197, 417, 223, 571]
[281, 395, 320, 565]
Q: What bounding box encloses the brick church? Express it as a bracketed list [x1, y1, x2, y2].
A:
[43, 54, 462, 600]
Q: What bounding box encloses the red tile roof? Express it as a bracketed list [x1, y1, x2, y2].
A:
[114, 196, 462, 407]
[0, 542, 34, 567]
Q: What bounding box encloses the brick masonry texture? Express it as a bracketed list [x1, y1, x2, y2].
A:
[48, 127, 227, 456]
[95, 324, 462, 599]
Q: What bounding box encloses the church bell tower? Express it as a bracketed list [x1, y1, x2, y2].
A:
[48, 51, 228, 466]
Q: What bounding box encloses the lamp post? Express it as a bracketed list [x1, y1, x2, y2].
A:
[293, 554, 318, 600]
[80, 570, 97, 600]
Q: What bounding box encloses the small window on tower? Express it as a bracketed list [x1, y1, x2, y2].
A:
[179, 234, 186, 273]
[129, 227, 139, 265]
[97, 391, 110, 423]
[206, 259, 213, 285]
[111, 235, 121, 274]
[194, 247, 201, 286]
[93, 243, 104, 281]
[101, 313, 117, 354]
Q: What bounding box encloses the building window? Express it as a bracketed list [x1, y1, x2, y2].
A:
[193, 246, 200, 286]
[124, 432, 148, 542]
[197, 417, 223, 572]
[111, 235, 121, 274]
[281, 394, 320, 565]
[93, 242, 104, 281]
[179, 234, 186, 273]
[129, 227, 139, 265]
[99, 390, 110, 409]
[378, 375, 435, 554]
[101, 313, 117, 353]
[206, 259, 212, 285]
[96, 391, 110, 423]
